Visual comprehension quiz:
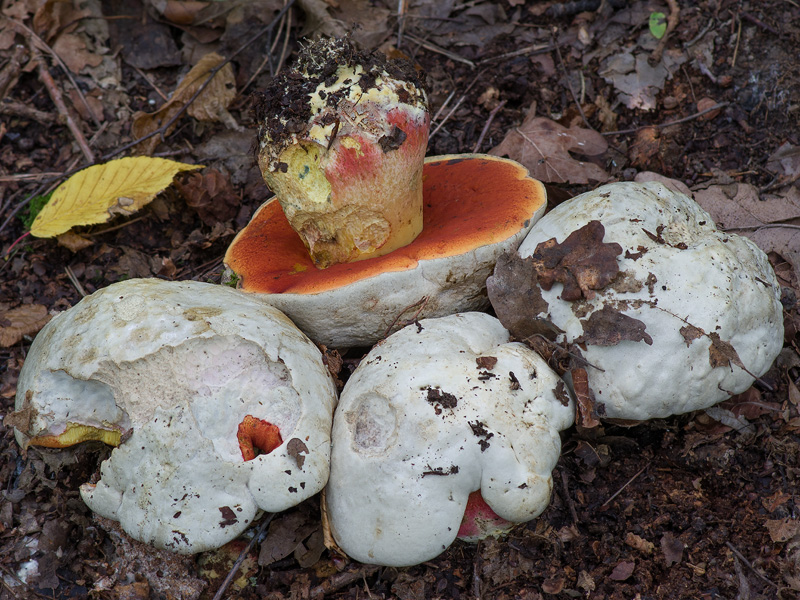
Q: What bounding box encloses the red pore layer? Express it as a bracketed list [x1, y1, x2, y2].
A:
[225, 155, 543, 294]
[237, 415, 282, 461]
[457, 490, 513, 540]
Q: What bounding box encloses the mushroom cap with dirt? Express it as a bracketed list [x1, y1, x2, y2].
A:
[488, 181, 783, 422]
[325, 312, 575, 567]
[224, 154, 547, 348]
[10, 278, 337, 554]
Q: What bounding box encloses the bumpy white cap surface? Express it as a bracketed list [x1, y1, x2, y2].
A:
[510, 181, 783, 420]
[326, 312, 575, 566]
[13, 279, 337, 553]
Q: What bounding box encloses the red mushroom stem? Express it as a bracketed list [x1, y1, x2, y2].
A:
[237, 415, 283, 461]
[457, 490, 514, 541]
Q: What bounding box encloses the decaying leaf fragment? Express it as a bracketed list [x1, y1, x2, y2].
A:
[576, 305, 653, 347]
[0, 305, 51, 347]
[132, 52, 238, 155]
[30, 157, 202, 237]
[529, 220, 622, 301]
[490, 111, 610, 184]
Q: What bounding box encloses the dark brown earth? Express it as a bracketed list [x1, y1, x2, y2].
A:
[2, 1, 800, 599]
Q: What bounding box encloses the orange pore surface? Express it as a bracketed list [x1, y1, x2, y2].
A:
[225, 155, 544, 294]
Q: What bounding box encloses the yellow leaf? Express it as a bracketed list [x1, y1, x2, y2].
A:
[30, 157, 202, 238]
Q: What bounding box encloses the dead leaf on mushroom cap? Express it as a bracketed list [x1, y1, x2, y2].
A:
[529, 220, 623, 301]
[287, 438, 309, 468]
[576, 305, 653, 347]
[490, 110, 610, 184]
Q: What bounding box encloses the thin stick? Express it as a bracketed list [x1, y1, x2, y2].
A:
[5, 16, 102, 128]
[0, 173, 63, 182]
[396, 0, 407, 49]
[650, 0, 680, 65]
[731, 17, 742, 68]
[740, 11, 781, 36]
[478, 42, 558, 64]
[404, 33, 476, 67]
[725, 541, 778, 589]
[600, 464, 648, 508]
[553, 29, 591, 130]
[64, 265, 87, 297]
[29, 44, 95, 163]
[472, 99, 506, 153]
[211, 514, 274, 600]
[132, 64, 169, 101]
[560, 469, 580, 524]
[603, 102, 729, 136]
[429, 69, 486, 141]
[310, 566, 381, 599]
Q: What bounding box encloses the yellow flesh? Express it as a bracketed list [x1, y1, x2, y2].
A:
[31, 423, 121, 448]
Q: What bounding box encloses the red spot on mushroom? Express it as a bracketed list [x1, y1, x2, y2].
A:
[457, 490, 513, 541]
[237, 415, 282, 461]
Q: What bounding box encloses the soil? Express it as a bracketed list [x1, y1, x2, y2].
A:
[1, 1, 799, 599]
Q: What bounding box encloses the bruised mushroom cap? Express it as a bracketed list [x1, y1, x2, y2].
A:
[224, 154, 546, 347]
[325, 312, 574, 567]
[11, 278, 337, 554]
[489, 181, 783, 421]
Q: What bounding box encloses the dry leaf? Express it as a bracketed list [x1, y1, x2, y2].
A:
[625, 532, 655, 554]
[576, 306, 653, 347]
[57, 230, 93, 252]
[766, 142, 800, 179]
[694, 182, 800, 281]
[131, 52, 237, 154]
[0, 304, 51, 347]
[490, 110, 610, 184]
[765, 518, 800, 543]
[660, 533, 684, 566]
[30, 157, 202, 238]
[609, 561, 635, 581]
[174, 169, 240, 226]
[287, 438, 309, 468]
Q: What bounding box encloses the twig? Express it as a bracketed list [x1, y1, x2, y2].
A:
[731, 17, 742, 68]
[404, 33, 476, 68]
[602, 102, 729, 136]
[759, 171, 800, 193]
[472, 540, 483, 600]
[64, 265, 87, 297]
[600, 463, 648, 508]
[740, 11, 781, 36]
[429, 69, 486, 141]
[0, 173, 63, 182]
[553, 28, 591, 130]
[561, 469, 580, 524]
[211, 513, 274, 600]
[396, 0, 407, 49]
[28, 44, 95, 163]
[131, 64, 168, 101]
[650, 0, 680, 65]
[472, 100, 506, 153]
[310, 566, 380, 598]
[431, 89, 456, 123]
[725, 541, 778, 589]
[478, 42, 559, 64]
[4, 16, 102, 128]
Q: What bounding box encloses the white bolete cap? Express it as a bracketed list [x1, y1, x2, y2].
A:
[489, 181, 783, 421]
[11, 278, 337, 553]
[325, 312, 574, 566]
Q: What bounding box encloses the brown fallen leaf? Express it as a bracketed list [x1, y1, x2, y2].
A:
[132, 52, 237, 155]
[531, 221, 623, 301]
[0, 304, 51, 347]
[693, 182, 800, 281]
[486, 252, 562, 342]
[287, 438, 309, 469]
[57, 231, 93, 252]
[576, 305, 653, 347]
[660, 532, 684, 566]
[572, 367, 601, 429]
[490, 108, 610, 184]
[765, 518, 800, 543]
[609, 560, 636, 581]
[174, 169, 240, 226]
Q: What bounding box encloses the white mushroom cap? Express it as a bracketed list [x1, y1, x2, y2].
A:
[12, 279, 337, 553]
[496, 181, 783, 421]
[326, 312, 574, 566]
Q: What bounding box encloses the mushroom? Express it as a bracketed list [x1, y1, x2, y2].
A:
[487, 181, 783, 421]
[10, 278, 337, 553]
[254, 36, 429, 268]
[325, 312, 575, 567]
[225, 37, 546, 348]
[225, 154, 546, 348]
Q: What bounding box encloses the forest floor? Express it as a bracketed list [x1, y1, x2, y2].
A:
[1, 0, 800, 599]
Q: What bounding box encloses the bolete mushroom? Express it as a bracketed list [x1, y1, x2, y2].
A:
[10, 278, 337, 553]
[325, 312, 575, 566]
[225, 37, 546, 348]
[488, 181, 783, 421]
[225, 154, 546, 348]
